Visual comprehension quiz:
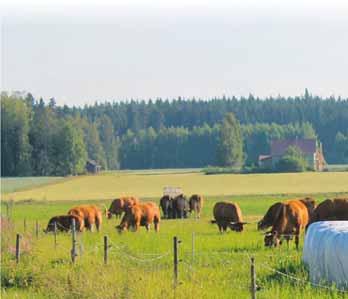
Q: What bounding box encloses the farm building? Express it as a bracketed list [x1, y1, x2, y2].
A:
[258, 138, 326, 171]
[85, 159, 101, 174]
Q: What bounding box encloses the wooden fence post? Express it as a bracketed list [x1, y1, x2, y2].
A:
[71, 218, 77, 263]
[35, 220, 39, 239]
[54, 222, 57, 249]
[250, 256, 257, 299]
[104, 236, 108, 264]
[15, 234, 21, 264]
[191, 232, 195, 264]
[173, 236, 180, 287]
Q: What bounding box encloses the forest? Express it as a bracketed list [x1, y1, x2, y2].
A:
[1, 90, 348, 176]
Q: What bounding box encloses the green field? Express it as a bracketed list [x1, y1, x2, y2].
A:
[1, 177, 63, 194]
[1, 171, 348, 299]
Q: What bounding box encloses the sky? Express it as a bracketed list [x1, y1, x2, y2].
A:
[1, 0, 348, 106]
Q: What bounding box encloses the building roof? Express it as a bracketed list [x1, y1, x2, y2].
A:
[258, 155, 272, 161]
[86, 159, 100, 166]
[271, 139, 316, 156]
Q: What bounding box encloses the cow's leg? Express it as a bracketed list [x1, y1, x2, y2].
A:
[295, 227, 300, 250]
[218, 223, 222, 233]
[95, 216, 101, 232]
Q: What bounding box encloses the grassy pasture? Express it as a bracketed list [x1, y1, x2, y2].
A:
[2, 171, 348, 201]
[1, 171, 348, 298]
[1, 177, 63, 194]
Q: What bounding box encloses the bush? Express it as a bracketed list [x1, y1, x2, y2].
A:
[275, 146, 308, 172]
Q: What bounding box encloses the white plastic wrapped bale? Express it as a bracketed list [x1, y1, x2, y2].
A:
[303, 221, 348, 289]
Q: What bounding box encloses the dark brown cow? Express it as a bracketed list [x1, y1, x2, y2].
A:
[44, 215, 84, 233]
[258, 197, 316, 231]
[106, 196, 140, 219]
[68, 205, 102, 232]
[116, 202, 160, 232]
[211, 201, 246, 232]
[172, 194, 189, 219]
[264, 200, 309, 250]
[308, 198, 348, 226]
[159, 195, 173, 219]
[189, 194, 204, 219]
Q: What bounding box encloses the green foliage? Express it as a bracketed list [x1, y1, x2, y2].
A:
[1, 93, 32, 176]
[217, 113, 244, 167]
[334, 132, 348, 164]
[276, 146, 309, 172]
[52, 120, 87, 176]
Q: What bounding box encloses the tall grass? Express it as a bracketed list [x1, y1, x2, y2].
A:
[1, 196, 347, 299]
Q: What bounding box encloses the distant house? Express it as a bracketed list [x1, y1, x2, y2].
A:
[86, 159, 101, 174]
[258, 138, 326, 171]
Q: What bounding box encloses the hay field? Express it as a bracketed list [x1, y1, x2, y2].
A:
[2, 171, 348, 202]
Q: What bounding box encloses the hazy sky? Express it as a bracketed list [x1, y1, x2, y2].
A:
[1, 1, 348, 106]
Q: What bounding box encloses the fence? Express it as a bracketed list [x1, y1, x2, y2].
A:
[10, 221, 348, 298]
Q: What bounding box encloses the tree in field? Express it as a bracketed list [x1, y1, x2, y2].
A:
[97, 115, 120, 170]
[29, 99, 58, 175]
[216, 113, 244, 167]
[52, 119, 87, 176]
[1, 93, 32, 176]
[275, 146, 308, 172]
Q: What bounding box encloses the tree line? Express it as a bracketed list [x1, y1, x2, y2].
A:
[1, 91, 348, 176]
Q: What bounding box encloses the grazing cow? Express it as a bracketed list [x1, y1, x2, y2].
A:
[68, 205, 102, 232]
[258, 197, 316, 231]
[308, 198, 348, 226]
[172, 194, 189, 219]
[264, 200, 309, 250]
[116, 202, 160, 232]
[44, 215, 84, 233]
[189, 194, 204, 219]
[211, 201, 247, 232]
[159, 195, 173, 219]
[106, 196, 140, 219]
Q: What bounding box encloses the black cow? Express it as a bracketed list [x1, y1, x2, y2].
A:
[159, 195, 173, 219]
[173, 194, 189, 219]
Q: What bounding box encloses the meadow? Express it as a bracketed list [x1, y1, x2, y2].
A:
[1, 171, 348, 299]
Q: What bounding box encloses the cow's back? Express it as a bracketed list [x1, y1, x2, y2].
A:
[312, 198, 348, 222]
[213, 201, 242, 223]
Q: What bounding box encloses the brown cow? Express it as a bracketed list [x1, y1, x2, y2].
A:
[258, 197, 316, 231]
[44, 215, 84, 233]
[106, 196, 140, 219]
[189, 194, 204, 219]
[308, 198, 348, 226]
[68, 205, 102, 232]
[264, 200, 309, 250]
[211, 201, 247, 232]
[116, 202, 160, 232]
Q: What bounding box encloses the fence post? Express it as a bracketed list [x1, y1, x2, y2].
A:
[71, 218, 77, 263]
[24, 219, 27, 233]
[173, 236, 180, 287]
[54, 222, 57, 249]
[250, 256, 257, 299]
[191, 232, 195, 264]
[104, 236, 108, 264]
[35, 220, 39, 239]
[15, 234, 21, 264]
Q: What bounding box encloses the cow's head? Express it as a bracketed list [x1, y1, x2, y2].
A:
[229, 221, 248, 232]
[257, 202, 282, 231]
[264, 231, 279, 247]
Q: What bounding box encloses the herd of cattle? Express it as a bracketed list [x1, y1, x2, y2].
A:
[45, 195, 348, 249]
